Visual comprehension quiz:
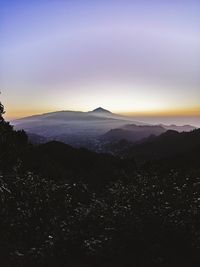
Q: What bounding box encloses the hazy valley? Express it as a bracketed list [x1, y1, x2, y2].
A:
[12, 107, 196, 151]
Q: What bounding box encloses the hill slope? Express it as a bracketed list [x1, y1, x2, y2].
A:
[103, 124, 166, 142]
[121, 129, 200, 168]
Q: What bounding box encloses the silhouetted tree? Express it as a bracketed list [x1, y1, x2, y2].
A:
[0, 100, 5, 122]
[0, 100, 29, 172]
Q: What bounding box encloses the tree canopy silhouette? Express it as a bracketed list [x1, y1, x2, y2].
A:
[0, 100, 5, 122]
[0, 100, 200, 267]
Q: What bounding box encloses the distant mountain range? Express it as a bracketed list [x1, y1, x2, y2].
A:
[12, 108, 144, 144]
[102, 124, 166, 142]
[102, 123, 196, 143]
[12, 108, 197, 148]
[159, 124, 195, 132]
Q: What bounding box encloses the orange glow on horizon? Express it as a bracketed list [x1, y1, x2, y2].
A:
[4, 106, 200, 121]
[4, 108, 54, 120]
[121, 107, 200, 117]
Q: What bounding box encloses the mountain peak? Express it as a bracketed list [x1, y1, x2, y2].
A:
[91, 107, 111, 114]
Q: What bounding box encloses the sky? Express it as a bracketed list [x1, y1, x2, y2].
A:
[0, 0, 200, 120]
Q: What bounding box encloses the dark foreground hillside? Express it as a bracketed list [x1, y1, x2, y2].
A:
[107, 129, 200, 170]
[0, 103, 200, 267]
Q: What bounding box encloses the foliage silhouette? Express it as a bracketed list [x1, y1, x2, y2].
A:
[0, 100, 200, 267]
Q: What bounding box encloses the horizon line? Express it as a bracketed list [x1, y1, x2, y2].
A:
[4, 107, 200, 121]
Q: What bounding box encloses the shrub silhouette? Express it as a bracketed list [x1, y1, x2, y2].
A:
[0, 100, 200, 266]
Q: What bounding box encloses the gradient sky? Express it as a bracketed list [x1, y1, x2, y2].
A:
[0, 0, 200, 119]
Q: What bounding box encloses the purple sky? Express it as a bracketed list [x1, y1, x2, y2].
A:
[0, 0, 200, 119]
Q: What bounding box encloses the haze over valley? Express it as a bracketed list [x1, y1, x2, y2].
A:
[12, 107, 197, 151]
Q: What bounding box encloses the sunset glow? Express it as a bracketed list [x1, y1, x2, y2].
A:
[1, 0, 200, 121]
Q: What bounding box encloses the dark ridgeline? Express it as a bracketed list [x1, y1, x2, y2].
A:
[102, 124, 166, 143]
[107, 129, 200, 168]
[1, 101, 200, 267]
[90, 107, 112, 114]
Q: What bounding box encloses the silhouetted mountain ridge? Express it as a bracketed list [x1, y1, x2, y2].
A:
[120, 129, 200, 167]
[160, 124, 196, 132]
[103, 124, 166, 142]
[90, 107, 112, 114]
